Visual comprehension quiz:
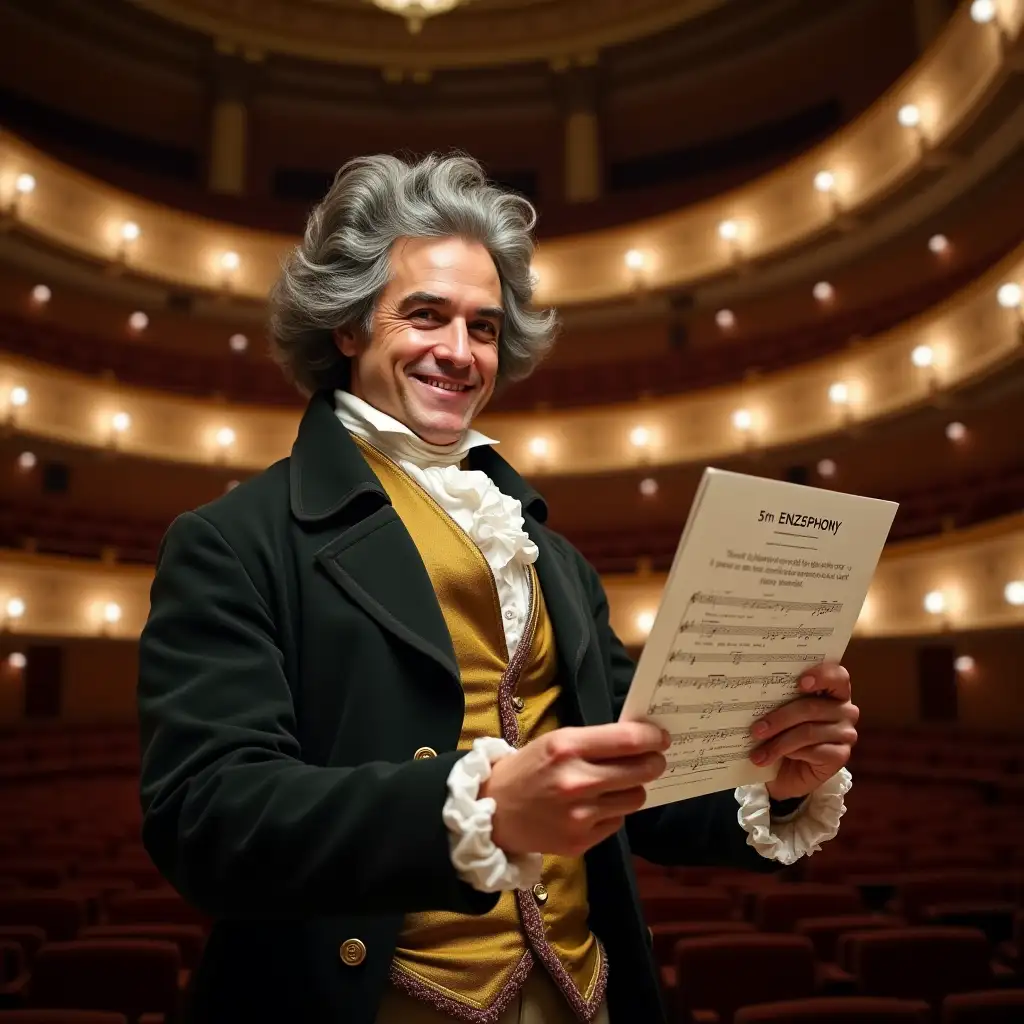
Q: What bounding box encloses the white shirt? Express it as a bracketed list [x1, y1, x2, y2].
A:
[335, 390, 850, 887]
[335, 390, 536, 659]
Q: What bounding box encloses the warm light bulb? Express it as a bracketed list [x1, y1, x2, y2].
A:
[928, 234, 949, 254]
[898, 104, 921, 128]
[954, 655, 975, 674]
[997, 282, 1022, 309]
[1005, 580, 1024, 606]
[828, 382, 849, 405]
[732, 409, 753, 431]
[30, 284, 51, 305]
[5, 597, 25, 619]
[229, 333, 249, 353]
[624, 249, 645, 271]
[629, 426, 651, 448]
[639, 477, 658, 497]
[14, 173, 35, 195]
[216, 426, 236, 448]
[220, 251, 241, 272]
[103, 602, 122, 624]
[813, 170, 835, 193]
[111, 411, 131, 433]
[718, 219, 739, 242]
[945, 421, 966, 442]
[128, 311, 149, 332]
[636, 611, 655, 634]
[528, 436, 549, 457]
[17, 451, 36, 470]
[121, 221, 141, 242]
[813, 281, 834, 302]
[817, 458, 837, 478]
[923, 590, 946, 614]
[9, 386, 28, 407]
[7, 652, 26, 670]
[911, 344, 934, 368]
[970, 0, 996, 23]
[715, 309, 735, 329]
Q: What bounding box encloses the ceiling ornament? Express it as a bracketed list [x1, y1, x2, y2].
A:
[367, 0, 474, 34]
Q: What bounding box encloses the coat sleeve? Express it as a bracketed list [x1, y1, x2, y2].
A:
[137, 510, 500, 919]
[578, 550, 781, 873]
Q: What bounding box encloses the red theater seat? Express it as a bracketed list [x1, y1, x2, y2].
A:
[941, 989, 1024, 1023]
[754, 885, 864, 932]
[734, 996, 932, 1023]
[642, 886, 734, 924]
[105, 891, 208, 929]
[0, 896, 85, 943]
[673, 934, 816, 1023]
[843, 927, 994, 1005]
[27, 940, 181, 1021]
[795, 915, 906, 963]
[79, 925, 204, 970]
[0, 1014, 129, 1023]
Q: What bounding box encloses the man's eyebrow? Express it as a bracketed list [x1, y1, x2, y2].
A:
[399, 292, 505, 322]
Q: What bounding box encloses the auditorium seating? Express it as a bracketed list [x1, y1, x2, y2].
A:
[0, 723, 1020, 1021]
[5, 462, 1024, 574]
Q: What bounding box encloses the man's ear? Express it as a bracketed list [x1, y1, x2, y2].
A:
[334, 327, 360, 358]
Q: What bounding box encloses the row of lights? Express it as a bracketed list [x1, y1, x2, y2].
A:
[7, 173, 243, 279]
[3, 6, 1004, 300]
[712, 231, 955, 331]
[634, 574, 1024, 636]
[5, 387, 237, 448]
[28, 284, 252, 353]
[2, 596, 123, 625]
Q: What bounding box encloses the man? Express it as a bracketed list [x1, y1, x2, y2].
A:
[137, 153, 857, 1024]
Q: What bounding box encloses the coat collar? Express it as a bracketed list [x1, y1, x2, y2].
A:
[289, 389, 548, 525]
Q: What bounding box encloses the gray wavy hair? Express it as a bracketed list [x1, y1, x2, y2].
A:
[268, 152, 559, 395]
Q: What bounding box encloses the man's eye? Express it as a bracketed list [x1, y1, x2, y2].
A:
[410, 309, 438, 321]
[472, 322, 497, 336]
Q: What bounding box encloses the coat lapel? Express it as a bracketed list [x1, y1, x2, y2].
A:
[290, 392, 460, 688]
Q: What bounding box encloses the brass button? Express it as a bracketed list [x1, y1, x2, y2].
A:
[532, 883, 548, 906]
[414, 747, 437, 760]
[511, 696, 525, 713]
[340, 938, 366, 966]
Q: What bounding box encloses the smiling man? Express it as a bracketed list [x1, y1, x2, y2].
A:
[137, 154, 857, 1024]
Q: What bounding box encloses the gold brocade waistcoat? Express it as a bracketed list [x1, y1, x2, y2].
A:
[353, 437, 607, 1023]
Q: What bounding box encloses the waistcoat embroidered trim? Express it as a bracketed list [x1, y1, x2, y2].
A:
[353, 437, 607, 1023]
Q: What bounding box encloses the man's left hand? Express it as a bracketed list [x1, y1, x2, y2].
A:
[749, 661, 858, 802]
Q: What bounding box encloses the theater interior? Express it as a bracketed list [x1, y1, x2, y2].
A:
[0, 0, 1022, 1020]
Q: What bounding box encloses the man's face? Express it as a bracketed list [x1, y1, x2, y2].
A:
[337, 236, 503, 445]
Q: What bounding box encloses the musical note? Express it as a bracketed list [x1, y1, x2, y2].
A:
[678, 622, 834, 641]
[667, 650, 824, 665]
[689, 592, 843, 616]
[655, 672, 796, 691]
[647, 699, 780, 719]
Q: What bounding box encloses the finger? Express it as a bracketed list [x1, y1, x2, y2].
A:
[548, 722, 670, 764]
[751, 696, 857, 743]
[593, 785, 650, 819]
[771, 742, 852, 771]
[751, 721, 857, 766]
[556, 752, 667, 800]
[797, 661, 851, 701]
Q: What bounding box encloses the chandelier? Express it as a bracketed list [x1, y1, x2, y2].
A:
[369, 0, 473, 34]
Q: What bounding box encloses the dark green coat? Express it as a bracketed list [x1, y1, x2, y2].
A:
[137, 390, 778, 1024]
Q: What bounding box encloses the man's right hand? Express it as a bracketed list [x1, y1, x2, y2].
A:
[480, 722, 670, 858]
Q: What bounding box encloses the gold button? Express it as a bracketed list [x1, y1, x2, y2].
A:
[414, 747, 437, 759]
[511, 696, 525, 712]
[340, 938, 366, 966]
[532, 883, 548, 906]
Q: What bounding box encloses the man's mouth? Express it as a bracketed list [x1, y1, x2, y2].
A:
[411, 374, 473, 394]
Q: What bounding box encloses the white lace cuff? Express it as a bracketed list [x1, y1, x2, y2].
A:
[734, 768, 853, 866]
[442, 736, 544, 893]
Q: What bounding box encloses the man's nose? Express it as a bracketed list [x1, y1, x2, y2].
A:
[433, 321, 473, 368]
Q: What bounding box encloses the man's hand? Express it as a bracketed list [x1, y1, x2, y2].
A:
[750, 661, 858, 802]
[480, 723, 670, 858]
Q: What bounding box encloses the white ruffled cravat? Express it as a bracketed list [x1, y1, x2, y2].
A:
[334, 390, 849, 888]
